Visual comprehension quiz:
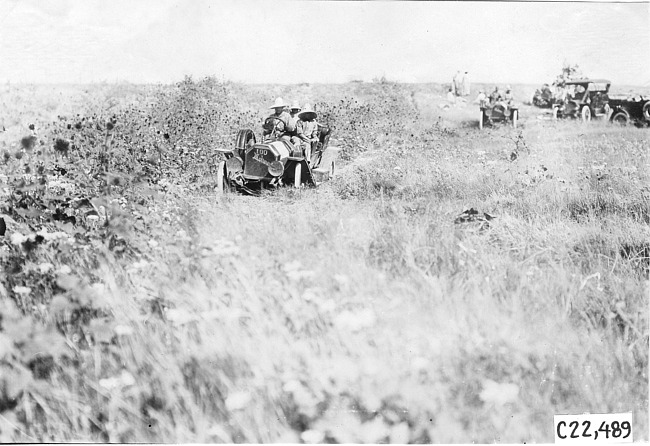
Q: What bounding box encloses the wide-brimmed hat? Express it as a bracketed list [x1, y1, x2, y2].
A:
[269, 97, 287, 109]
[290, 101, 301, 111]
[298, 104, 317, 120]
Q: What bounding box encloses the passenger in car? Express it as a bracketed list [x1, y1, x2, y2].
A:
[287, 102, 302, 147]
[489, 86, 502, 104]
[297, 104, 319, 164]
[504, 86, 514, 105]
[474, 89, 488, 106]
[262, 97, 291, 141]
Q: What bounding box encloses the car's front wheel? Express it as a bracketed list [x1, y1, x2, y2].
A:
[551, 107, 558, 120]
[512, 110, 518, 128]
[216, 161, 229, 194]
[479, 110, 484, 130]
[581, 106, 592, 122]
[294, 163, 302, 188]
[611, 110, 630, 126]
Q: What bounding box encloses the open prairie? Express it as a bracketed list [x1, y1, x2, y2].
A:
[0, 79, 648, 443]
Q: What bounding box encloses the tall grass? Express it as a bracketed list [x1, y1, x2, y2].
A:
[0, 80, 647, 442]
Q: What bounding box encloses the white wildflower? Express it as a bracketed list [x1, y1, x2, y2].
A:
[58, 265, 72, 274]
[225, 391, 251, 411]
[120, 370, 135, 387]
[130, 260, 149, 270]
[479, 379, 519, 405]
[38, 262, 54, 274]
[113, 325, 134, 336]
[334, 309, 376, 332]
[13, 286, 31, 296]
[175, 230, 191, 242]
[99, 377, 120, 390]
[165, 308, 197, 325]
[10, 233, 26, 245]
[301, 429, 324, 444]
[211, 239, 239, 256]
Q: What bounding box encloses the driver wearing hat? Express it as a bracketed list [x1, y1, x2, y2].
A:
[263, 97, 291, 141]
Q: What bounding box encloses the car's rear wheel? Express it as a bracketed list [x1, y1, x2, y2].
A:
[611, 110, 630, 125]
[512, 110, 518, 128]
[216, 161, 228, 194]
[294, 163, 302, 188]
[581, 106, 592, 122]
[643, 101, 650, 121]
[479, 110, 484, 130]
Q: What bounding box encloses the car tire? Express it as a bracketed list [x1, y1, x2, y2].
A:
[512, 110, 518, 128]
[235, 129, 256, 158]
[328, 160, 336, 180]
[479, 110, 484, 130]
[643, 101, 650, 122]
[603, 103, 611, 119]
[294, 163, 302, 188]
[581, 106, 592, 122]
[551, 107, 558, 120]
[216, 161, 228, 194]
[611, 110, 630, 125]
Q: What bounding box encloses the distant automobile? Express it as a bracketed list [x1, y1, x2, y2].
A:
[608, 95, 650, 127]
[552, 79, 611, 121]
[479, 101, 519, 129]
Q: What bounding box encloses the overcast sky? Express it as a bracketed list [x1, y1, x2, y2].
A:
[0, 0, 648, 86]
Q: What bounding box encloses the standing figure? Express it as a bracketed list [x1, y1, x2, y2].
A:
[263, 97, 291, 141]
[453, 71, 462, 96]
[297, 104, 319, 165]
[462, 71, 470, 96]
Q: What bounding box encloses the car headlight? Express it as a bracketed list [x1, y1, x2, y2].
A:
[226, 156, 243, 172]
[268, 161, 284, 177]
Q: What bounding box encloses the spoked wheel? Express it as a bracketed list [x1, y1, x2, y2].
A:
[551, 107, 558, 120]
[479, 110, 484, 130]
[216, 161, 228, 194]
[642, 101, 650, 122]
[328, 160, 336, 180]
[581, 106, 592, 122]
[512, 110, 518, 128]
[294, 163, 302, 188]
[611, 110, 630, 126]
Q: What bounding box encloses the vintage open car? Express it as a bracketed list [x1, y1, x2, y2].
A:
[608, 95, 650, 127]
[479, 100, 519, 129]
[214, 119, 336, 195]
[552, 79, 611, 121]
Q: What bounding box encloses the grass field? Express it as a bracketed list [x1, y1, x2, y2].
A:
[0, 79, 647, 443]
